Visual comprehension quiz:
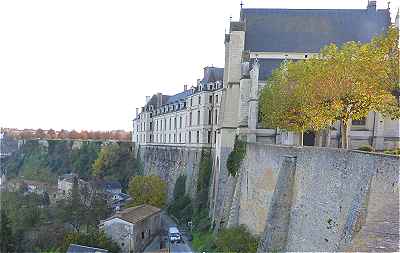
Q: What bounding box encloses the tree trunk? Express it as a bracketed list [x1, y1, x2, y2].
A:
[340, 120, 349, 149]
[299, 131, 304, 146]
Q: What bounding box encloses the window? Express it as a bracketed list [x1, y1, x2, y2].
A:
[164, 119, 167, 130]
[216, 94, 219, 103]
[352, 118, 366, 126]
[198, 96, 201, 105]
[180, 116, 182, 129]
[173, 134, 176, 143]
[189, 112, 192, 126]
[169, 118, 171, 130]
[142, 232, 145, 239]
[169, 134, 171, 143]
[179, 133, 182, 143]
[150, 122, 153, 131]
[214, 131, 217, 143]
[174, 117, 177, 130]
[208, 131, 211, 144]
[197, 110, 201, 125]
[215, 109, 218, 124]
[196, 131, 200, 143]
[190, 98, 193, 107]
[189, 131, 191, 143]
[208, 110, 212, 125]
[209, 95, 213, 104]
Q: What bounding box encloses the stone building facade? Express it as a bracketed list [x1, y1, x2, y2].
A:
[212, 2, 400, 226]
[133, 66, 224, 150]
[101, 205, 161, 253]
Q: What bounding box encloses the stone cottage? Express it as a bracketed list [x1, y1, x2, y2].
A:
[101, 204, 161, 253]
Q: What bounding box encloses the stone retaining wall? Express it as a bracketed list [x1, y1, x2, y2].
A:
[227, 144, 399, 252]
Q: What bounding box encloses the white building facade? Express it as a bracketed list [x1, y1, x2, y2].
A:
[133, 66, 224, 149]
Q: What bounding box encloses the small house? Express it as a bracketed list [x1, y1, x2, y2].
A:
[101, 204, 161, 253]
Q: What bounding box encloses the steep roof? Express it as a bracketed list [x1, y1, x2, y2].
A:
[240, 7, 391, 53]
[166, 90, 192, 104]
[256, 59, 285, 81]
[108, 204, 161, 224]
[200, 67, 224, 84]
[67, 244, 108, 253]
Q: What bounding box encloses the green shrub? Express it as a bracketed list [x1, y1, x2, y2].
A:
[227, 136, 246, 177]
[168, 195, 193, 225]
[215, 225, 259, 253]
[384, 148, 400, 155]
[357, 145, 374, 152]
[191, 231, 216, 252]
[173, 175, 187, 201]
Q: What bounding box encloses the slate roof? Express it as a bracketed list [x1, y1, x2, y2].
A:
[108, 204, 161, 224]
[240, 7, 391, 53]
[67, 244, 108, 253]
[256, 59, 285, 81]
[200, 67, 224, 84]
[166, 90, 192, 104]
[92, 180, 121, 191]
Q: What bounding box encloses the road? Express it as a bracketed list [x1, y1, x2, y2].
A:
[144, 213, 193, 253]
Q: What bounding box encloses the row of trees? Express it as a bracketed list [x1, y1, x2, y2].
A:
[260, 27, 399, 148]
[2, 128, 132, 141]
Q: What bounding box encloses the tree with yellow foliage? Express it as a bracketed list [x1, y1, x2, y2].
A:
[260, 26, 399, 148]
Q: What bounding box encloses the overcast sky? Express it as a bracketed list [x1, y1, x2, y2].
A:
[1, 0, 399, 131]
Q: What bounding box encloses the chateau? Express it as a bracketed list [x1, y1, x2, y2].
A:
[133, 0, 400, 234]
[134, 2, 399, 151]
[133, 66, 224, 148]
[132, 2, 400, 251]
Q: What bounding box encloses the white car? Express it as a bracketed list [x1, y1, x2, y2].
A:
[168, 227, 182, 243]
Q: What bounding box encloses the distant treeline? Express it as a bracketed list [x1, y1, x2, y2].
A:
[2, 139, 141, 191]
[2, 128, 132, 141]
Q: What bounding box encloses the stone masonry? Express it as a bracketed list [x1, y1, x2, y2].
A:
[226, 143, 399, 252]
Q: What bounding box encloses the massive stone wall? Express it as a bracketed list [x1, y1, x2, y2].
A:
[226, 144, 399, 252]
[138, 145, 211, 202]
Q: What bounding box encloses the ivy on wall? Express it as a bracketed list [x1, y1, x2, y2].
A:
[226, 136, 247, 177]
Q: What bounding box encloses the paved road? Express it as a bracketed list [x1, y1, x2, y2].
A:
[144, 213, 193, 253]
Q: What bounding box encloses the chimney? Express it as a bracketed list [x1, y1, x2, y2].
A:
[184, 85, 187, 91]
[145, 96, 150, 104]
[367, 1, 376, 12]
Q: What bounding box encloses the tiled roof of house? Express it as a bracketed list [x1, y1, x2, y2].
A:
[109, 204, 161, 224]
[240, 7, 390, 53]
[67, 244, 108, 253]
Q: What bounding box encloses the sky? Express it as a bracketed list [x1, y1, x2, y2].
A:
[0, 0, 399, 131]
